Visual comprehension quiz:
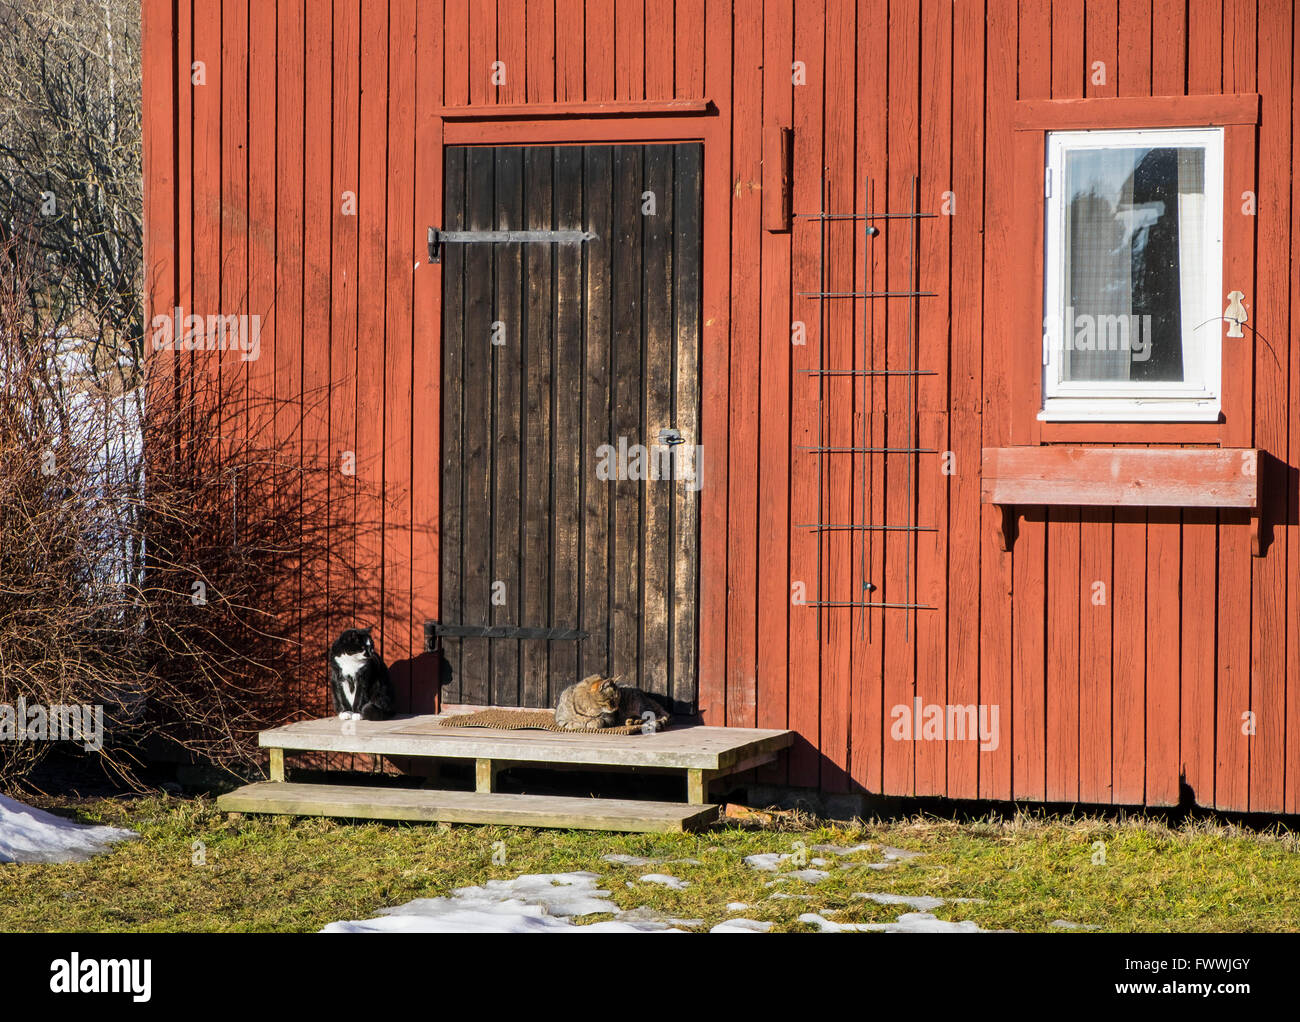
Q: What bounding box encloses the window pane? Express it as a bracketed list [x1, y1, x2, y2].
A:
[1062, 146, 1206, 385]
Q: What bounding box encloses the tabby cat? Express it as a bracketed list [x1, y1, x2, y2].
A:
[554, 675, 671, 732]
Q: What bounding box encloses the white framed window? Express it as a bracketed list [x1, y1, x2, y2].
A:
[1040, 127, 1224, 422]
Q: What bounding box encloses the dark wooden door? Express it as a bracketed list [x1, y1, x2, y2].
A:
[439, 143, 702, 714]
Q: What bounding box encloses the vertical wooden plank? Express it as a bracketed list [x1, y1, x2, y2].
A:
[1145, 0, 1187, 808]
[881, 0, 920, 798]
[1044, 0, 1084, 806]
[526, 0, 557, 104]
[675, 0, 705, 99]
[1145, 509, 1181, 805]
[1079, 507, 1114, 804]
[641, 145, 675, 702]
[979, 0, 1016, 801]
[1117, 0, 1151, 96]
[491, 148, 524, 706]
[945, 0, 985, 801]
[1075, 0, 1118, 805]
[914, 0, 952, 798]
[247, 0, 276, 431]
[581, 146, 614, 681]
[522, 147, 555, 709]
[412, 0, 445, 713]
[696, 0, 733, 726]
[384, 0, 416, 707]
[174, 0, 194, 497]
[1008, 0, 1050, 804]
[1086, 0, 1118, 99]
[247, 0, 278, 714]
[1180, 509, 1216, 806]
[555, 0, 585, 102]
[671, 144, 703, 713]
[1151, 0, 1186, 95]
[275, 0, 305, 716]
[817, 0, 855, 794]
[469, 0, 495, 105]
[610, 146, 644, 687]
[1186, 0, 1223, 94]
[1112, 507, 1148, 805]
[1215, 0, 1256, 810]
[1288, 3, 1300, 816]
[550, 146, 584, 703]
[498, 0, 526, 105]
[1109, 0, 1149, 807]
[615, 0, 645, 100]
[302, 0, 333, 716]
[460, 145, 496, 704]
[444, 0, 470, 106]
[221, 0, 249, 485]
[1216, 512, 1251, 810]
[728, 4, 763, 733]
[1250, 0, 1287, 813]
[585, 0, 616, 101]
[645, 0, 674, 99]
[357, 0, 388, 658]
[330, 0, 360, 651]
[786, 0, 824, 786]
[757, 0, 794, 782]
[439, 148, 466, 703]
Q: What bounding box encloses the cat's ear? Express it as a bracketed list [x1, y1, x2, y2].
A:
[589, 679, 602, 692]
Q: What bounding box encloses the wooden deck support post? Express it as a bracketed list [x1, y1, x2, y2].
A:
[686, 768, 709, 805]
[475, 758, 500, 793]
[269, 747, 285, 783]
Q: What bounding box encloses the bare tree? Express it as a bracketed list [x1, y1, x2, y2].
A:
[0, 0, 142, 378]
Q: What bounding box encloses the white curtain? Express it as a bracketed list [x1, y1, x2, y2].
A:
[1176, 149, 1206, 383]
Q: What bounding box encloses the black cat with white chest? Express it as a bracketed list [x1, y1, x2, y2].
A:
[328, 628, 395, 721]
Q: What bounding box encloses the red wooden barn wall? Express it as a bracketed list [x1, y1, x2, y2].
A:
[141, 0, 1300, 812]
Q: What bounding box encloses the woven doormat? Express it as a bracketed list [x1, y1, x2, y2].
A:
[436, 708, 643, 736]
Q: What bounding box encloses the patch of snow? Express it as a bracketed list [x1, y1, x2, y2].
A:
[1050, 919, 1100, 930]
[710, 918, 773, 933]
[638, 873, 690, 889]
[811, 842, 875, 855]
[601, 853, 702, 867]
[852, 891, 947, 912]
[322, 872, 685, 934]
[619, 906, 703, 928]
[743, 852, 829, 872]
[726, 902, 749, 911]
[0, 795, 136, 864]
[801, 910, 996, 933]
[767, 892, 808, 900]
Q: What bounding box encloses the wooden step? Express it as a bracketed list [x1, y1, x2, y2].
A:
[218, 781, 719, 833]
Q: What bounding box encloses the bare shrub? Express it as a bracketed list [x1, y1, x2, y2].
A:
[0, 233, 391, 787]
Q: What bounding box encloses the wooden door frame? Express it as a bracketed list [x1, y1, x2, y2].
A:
[420, 105, 727, 714]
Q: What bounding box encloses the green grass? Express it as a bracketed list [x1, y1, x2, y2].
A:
[2, 795, 1299, 932]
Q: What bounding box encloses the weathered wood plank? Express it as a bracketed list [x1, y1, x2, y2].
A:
[580, 145, 615, 681]
[218, 782, 719, 833]
[549, 145, 585, 702]
[440, 148, 467, 702]
[521, 147, 555, 710]
[641, 145, 674, 704]
[260, 714, 793, 771]
[460, 145, 497, 703]
[491, 147, 525, 707]
[982, 448, 1261, 508]
[670, 144, 703, 714]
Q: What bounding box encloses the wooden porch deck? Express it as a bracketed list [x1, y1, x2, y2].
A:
[217, 708, 793, 833]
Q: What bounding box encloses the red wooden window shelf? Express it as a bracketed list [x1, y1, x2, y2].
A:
[981, 446, 1263, 555]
